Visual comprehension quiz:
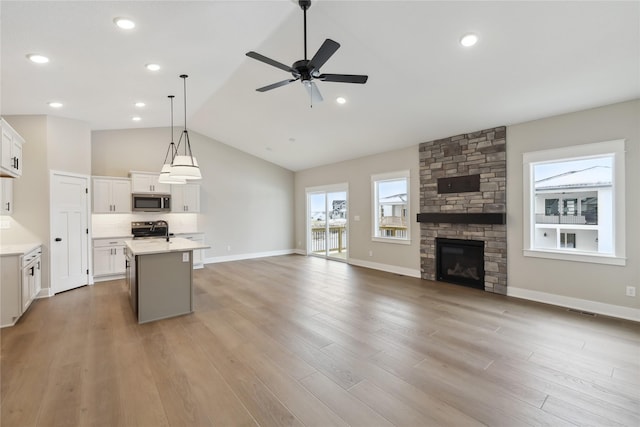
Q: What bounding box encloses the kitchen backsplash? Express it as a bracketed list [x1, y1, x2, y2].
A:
[92, 213, 199, 238]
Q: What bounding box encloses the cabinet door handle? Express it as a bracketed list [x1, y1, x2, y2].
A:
[30, 266, 34, 276]
[5, 202, 9, 211]
[55, 237, 62, 242]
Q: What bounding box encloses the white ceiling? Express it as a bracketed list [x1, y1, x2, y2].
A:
[2, 1, 638, 171]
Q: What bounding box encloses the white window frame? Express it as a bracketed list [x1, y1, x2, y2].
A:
[522, 139, 626, 266]
[371, 170, 410, 245]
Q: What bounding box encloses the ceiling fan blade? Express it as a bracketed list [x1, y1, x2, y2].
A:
[308, 39, 340, 72]
[256, 78, 298, 92]
[318, 74, 368, 84]
[304, 81, 323, 103]
[246, 51, 293, 73]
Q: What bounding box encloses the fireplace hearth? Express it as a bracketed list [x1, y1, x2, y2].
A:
[436, 238, 484, 290]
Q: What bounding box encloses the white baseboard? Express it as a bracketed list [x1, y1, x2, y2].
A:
[205, 249, 297, 264]
[36, 288, 54, 298]
[348, 258, 421, 278]
[507, 286, 640, 322]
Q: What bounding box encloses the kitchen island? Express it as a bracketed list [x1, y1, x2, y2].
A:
[125, 237, 209, 324]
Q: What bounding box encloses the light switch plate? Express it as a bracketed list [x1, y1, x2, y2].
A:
[182, 252, 189, 262]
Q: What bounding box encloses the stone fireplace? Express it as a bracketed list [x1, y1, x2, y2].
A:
[418, 126, 507, 294]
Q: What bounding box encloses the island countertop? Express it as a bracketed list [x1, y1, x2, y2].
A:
[125, 237, 210, 256]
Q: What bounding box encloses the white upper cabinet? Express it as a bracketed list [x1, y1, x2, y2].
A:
[171, 183, 200, 213]
[130, 171, 170, 194]
[1, 177, 13, 215]
[93, 177, 131, 213]
[1, 118, 24, 178]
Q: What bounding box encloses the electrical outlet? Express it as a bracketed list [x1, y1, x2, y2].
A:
[227, 245, 231, 252]
[626, 286, 636, 297]
[368, 250, 373, 257]
[0, 218, 10, 229]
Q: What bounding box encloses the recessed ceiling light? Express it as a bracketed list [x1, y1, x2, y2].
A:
[132, 116, 142, 122]
[336, 97, 347, 105]
[460, 33, 478, 47]
[145, 63, 161, 71]
[114, 17, 135, 30]
[48, 102, 63, 108]
[135, 102, 146, 108]
[26, 54, 49, 64]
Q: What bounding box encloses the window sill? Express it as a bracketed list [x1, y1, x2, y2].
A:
[523, 249, 626, 266]
[372, 237, 411, 245]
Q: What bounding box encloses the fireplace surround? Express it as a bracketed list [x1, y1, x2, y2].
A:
[419, 126, 507, 294]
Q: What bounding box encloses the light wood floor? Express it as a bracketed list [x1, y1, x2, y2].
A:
[2, 255, 639, 426]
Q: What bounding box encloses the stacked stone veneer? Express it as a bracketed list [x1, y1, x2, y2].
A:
[419, 126, 507, 294]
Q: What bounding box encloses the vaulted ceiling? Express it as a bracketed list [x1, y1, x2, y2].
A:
[2, 1, 638, 171]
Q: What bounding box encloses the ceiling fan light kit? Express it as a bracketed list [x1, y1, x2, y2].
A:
[246, 0, 368, 105]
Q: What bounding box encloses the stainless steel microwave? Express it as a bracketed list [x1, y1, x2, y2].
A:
[131, 194, 171, 212]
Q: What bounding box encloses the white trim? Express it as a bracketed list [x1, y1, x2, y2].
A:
[371, 237, 411, 245]
[522, 139, 626, 263]
[93, 274, 125, 283]
[348, 257, 421, 278]
[305, 183, 349, 260]
[49, 170, 92, 294]
[371, 170, 411, 243]
[523, 249, 626, 266]
[507, 286, 640, 322]
[205, 249, 296, 264]
[36, 288, 54, 298]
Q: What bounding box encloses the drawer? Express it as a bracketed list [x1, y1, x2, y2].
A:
[94, 239, 127, 248]
[22, 246, 42, 267]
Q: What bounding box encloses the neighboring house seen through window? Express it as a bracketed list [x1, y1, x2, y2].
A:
[372, 170, 410, 243]
[522, 139, 626, 266]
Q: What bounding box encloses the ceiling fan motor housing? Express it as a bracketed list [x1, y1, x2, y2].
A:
[292, 60, 313, 81]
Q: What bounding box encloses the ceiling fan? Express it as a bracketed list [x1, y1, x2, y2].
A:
[246, 0, 368, 104]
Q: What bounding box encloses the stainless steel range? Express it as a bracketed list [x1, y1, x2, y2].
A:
[131, 220, 170, 241]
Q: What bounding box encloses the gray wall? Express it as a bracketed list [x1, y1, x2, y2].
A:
[294, 145, 421, 276]
[507, 99, 639, 311]
[92, 127, 295, 259]
[1, 115, 91, 290]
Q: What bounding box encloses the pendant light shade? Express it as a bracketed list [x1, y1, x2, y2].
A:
[159, 95, 186, 184]
[169, 74, 201, 181]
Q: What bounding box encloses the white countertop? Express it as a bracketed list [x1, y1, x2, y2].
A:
[0, 242, 42, 256]
[125, 237, 209, 256]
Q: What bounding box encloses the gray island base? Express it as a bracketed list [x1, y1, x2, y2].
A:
[125, 237, 210, 324]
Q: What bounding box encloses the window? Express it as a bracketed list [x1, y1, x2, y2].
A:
[523, 139, 625, 265]
[372, 170, 410, 243]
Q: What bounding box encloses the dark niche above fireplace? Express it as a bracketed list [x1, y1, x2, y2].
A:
[436, 238, 485, 290]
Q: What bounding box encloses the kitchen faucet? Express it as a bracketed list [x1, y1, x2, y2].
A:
[155, 220, 170, 242]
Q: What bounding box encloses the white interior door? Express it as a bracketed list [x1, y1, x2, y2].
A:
[51, 173, 89, 293]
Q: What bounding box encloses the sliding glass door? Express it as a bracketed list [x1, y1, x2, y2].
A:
[307, 185, 348, 261]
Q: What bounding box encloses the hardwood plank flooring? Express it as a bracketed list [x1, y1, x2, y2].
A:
[2, 254, 639, 426]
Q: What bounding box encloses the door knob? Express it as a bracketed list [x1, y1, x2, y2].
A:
[55, 237, 62, 242]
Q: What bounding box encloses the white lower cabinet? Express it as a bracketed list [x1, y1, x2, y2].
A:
[178, 233, 205, 268]
[1, 245, 42, 328]
[93, 238, 127, 280]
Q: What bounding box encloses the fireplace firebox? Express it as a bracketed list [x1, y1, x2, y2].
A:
[436, 238, 484, 290]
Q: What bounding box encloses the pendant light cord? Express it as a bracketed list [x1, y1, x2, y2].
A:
[162, 95, 176, 164]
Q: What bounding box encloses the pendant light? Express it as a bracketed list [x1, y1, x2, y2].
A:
[169, 74, 202, 180]
[158, 95, 186, 184]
